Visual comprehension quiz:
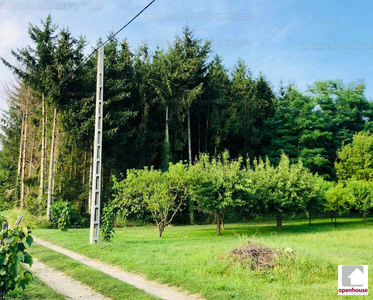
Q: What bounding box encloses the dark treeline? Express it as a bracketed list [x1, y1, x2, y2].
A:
[0, 15, 372, 222]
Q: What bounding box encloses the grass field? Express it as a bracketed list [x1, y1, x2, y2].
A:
[26, 217, 372, 300]
[29, 244, 159, 300]
[6, 277, 65, 300]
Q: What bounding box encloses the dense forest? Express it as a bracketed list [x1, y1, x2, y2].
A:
[1, 15, 373, 227]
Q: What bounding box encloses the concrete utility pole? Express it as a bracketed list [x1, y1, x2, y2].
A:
[90, 46, 104, 244]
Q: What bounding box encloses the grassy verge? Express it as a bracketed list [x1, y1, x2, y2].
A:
[29, 243, 159, 300]
[32, 217, 373, 300]
[6, 277, 65, 300]
[1, 208, 44, 227]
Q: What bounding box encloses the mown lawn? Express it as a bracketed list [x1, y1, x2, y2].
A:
[27, 217, 372, 300]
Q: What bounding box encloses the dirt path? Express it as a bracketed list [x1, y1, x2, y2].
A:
[28, 258, 110, 300]
[34, 237, 205, 300]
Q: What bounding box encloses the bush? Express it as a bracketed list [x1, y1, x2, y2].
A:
[0, 215, 6, 225]
[0, 201, 11, 212]
[25, 194, 45, 216]
[34, 219, 54, 229]
[51, 201, 68, 227]
[0, 223, 34, 299]
[101, 203, 115, 242]
[51, 201, 89, 229]
[57, 203, 71, 231]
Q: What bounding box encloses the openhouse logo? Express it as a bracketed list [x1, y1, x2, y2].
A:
[338, 265, 368, 295]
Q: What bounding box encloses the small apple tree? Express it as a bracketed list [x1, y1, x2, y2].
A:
[345, 179, 373, 224]
[324, 183, 352, 226]
[113, 163, 187, 237]
[188, 151, 245, 235]
[251, 154, 320, 231]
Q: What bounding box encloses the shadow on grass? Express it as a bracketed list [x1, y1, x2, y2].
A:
[158, 218, 372, 239]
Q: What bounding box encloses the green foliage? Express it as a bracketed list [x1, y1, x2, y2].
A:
[23, 176, 39, 188]
[305, 177, 332, 218]
[265, 87, 332, 176]
[113, 163, 188, 237]
[0, 109, 21, 211]
[25, 194, 45, 216]
[250, 154, 323, 230]
[57, 203, 70, 231]
[188, 151, 245, 234]
[0, 215, 6, 225]
[51, 201, 88, 229]
[0, 224, 33, 298]
[345, 179, 373, 215]
[160, 141, 170, 172]
[101, 203, 115, 242]
[325, 183, 351, 216]
[335, 131, 373, 181]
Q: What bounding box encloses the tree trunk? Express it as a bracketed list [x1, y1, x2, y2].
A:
[277, 211, 282, 232]
[165, 106, 169, 143]
[216, 211, 221, 235]
[83, 151, 87, 185]
[188, 196, 195, 225]
[47, 108, 57, 221]
[39, 96, 46, 201]
[20, 112, 28, 209]
[52, 133, 59, 197]
[198, 113, 201, 155]
[205, 101, 210, 151]
[188, 109, 192, 165]
[330, 213, 334, 224]
[16, 112, 25, 203]
[221, 217, 225, 231]
[158, 223, 164, 238]
[27, 128, 36, 196]
[363, 211, 367, 224]
[28, 129, 36, 177]
[309, 213, 311, 226]
[17, 113, 24, 176]
[69, 146, 73, 179]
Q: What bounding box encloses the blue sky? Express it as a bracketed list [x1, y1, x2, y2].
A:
[0, 0, 372, 111]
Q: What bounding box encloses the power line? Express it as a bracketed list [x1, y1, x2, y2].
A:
[24, 0, 156, 118]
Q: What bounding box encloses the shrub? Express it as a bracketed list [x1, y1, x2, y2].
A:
[0, 223, 34, 299]
[25, 193, 45, 216]
[51, 201, 68, 227]
[57, 203, 71, 231]
[34, 219, 54, 229]
[51, 201, 89, 229]
[101, 203, 115, 242]
[0, 201, 11, 212]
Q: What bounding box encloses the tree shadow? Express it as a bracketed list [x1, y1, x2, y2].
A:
[171, 218, 372, 239]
